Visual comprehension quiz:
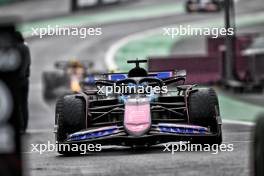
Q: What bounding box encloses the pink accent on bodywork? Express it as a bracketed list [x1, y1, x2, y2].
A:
[124, 103, 151, 135]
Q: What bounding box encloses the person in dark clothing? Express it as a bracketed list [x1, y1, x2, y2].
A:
[0, 21, 29, 176]
[253, 114, 264, 176]
[15, 31, 31, 132]
[15, 32, 31, 132]
[0, 25, 31, 132]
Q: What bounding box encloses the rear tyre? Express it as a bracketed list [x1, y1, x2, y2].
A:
[55, 94, 87, 155]
[188, 88, 222, 145]
[253, 115, 264, 176]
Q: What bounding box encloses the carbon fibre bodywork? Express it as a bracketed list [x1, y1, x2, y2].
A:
[55, 60, 222, 149]
[56, 84, 222, 146]
[64, 122, 221, 146]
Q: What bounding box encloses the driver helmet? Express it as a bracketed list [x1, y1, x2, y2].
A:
[68, 59, 83, 68]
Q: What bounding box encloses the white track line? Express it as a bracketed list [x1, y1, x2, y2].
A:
[223, 119, 255, 126]
[105, 27, 165, 71]
[26, 129, 52, 133]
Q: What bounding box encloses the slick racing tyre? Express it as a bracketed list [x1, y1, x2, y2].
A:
[253, 115, 264, 176]
[188, 88, 222, 145]
[55, 94, 87, 155]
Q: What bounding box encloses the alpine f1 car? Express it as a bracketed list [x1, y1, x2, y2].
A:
[185, 0, 223, 12]
[42, 60, 96, 100]
[55, 60, 222, 155]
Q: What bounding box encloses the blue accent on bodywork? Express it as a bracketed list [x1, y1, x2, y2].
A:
[158, 126, 207, 134]
[118, 94, 158, 103]
[67, 127, 119, 141]
[109, 72, 172, 81]
[118, 95, 128, 103]
[84, 75, 96, 84]
[109, 74, 127, 81]
[83, 72, 173, 84]
[156, 72, 172, 79]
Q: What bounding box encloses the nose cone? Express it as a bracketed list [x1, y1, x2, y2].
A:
[124, 103, 151, 136]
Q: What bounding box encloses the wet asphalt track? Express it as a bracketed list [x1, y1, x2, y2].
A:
[1, 0, 263, 175]
[24, 123, 253, 176]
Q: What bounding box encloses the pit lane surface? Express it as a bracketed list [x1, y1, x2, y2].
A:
[8, 0, 262, 175]
[25, 123, 253, 176]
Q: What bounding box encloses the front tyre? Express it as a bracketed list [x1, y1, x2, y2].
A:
[55, 94, 87, 155]
[188, 88, 222, 145]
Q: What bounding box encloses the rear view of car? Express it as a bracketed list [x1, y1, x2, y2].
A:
[42, 60, 94, 100]
[186, 0, 223, 13]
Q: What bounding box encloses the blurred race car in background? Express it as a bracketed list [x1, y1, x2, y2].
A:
[42, 60, 96, 100]
[71, 0, 129, 12]
[185, 0, 224, 12]
[55, 60, 222, 155]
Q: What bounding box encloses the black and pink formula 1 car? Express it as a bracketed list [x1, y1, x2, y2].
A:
[54, 60, 222, 155]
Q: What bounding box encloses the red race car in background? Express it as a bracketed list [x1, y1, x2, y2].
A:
[42, 60, 95, 100]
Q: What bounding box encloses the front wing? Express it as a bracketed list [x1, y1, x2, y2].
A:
[61, 123, 220, 146]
